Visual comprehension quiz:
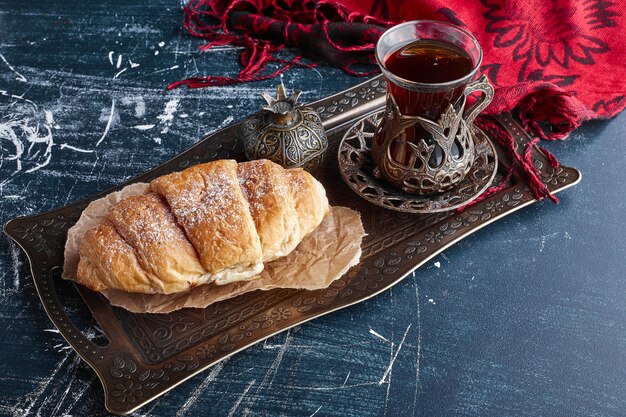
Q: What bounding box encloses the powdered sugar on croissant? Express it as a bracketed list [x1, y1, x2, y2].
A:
[76, 159, 329, 294]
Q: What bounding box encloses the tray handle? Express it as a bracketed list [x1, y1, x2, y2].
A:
[45, 266, 116, 361]
[3, 222, 115, 365]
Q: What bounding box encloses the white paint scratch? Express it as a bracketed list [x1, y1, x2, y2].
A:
[434, 261, 441, 268]
[121, 96, 146, 117]
[33, 353, 81, 417]
[81, 325, 103, 341]
[158, 41, 165, 47]
[0, 111, 54, 174]
[305, 374, 350, 416]
[524, 232, 560, 252]
[62, 376, 95, 415]
[309, 66, 324, 97]
[342, 371, 351, 386]
[262, 330, 291, 389]
[19, 350, 73, 417]
[129, 59, 140, 68]
[59, 143, 94, 153]
[539, 234, 556, 252]
[23, 128, 53, 173]
[287, 369, 371, 394]
[2, 121, 25, 171]
[133, 124, 155, 131]
[250, 330, 293, 407]
[44, 111, 54, 125]
[0, 53, 27, 82]
[44, 328, 60, 334]
[157, 98, 179, 134]
[227, 379, 256, 417]
[288, 381, 380, 392]
[135, 97, 145, 117]
[132, 66, 179, 79]
[383, 337, 393, 415]
[174, 32, 182, 61]
[8, 241, 22, 290]
[214, 116, 234, 131]
[113, 67, 128, 79]
[108, 51, 114, 65]
[0, 89, 36, 108]
[116, 54, 122, 69]
[0, 194, 25, 200]
[379, 324, 412, 385]
[95, 99, 115, 147]
[9, 241, 22, 290]
[176, 360, 227, 417]
[413, 281, 421, 411]
[309, 405, 323, 417]
[369, 328, 391, 344]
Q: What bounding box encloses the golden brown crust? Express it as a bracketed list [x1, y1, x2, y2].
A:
[74, 159, 329, 294]
[150, 160, 262, 275]
[285, 168, 330, 237]
[238, 160, 300, 261]
[106, 193, 208, 293]
[77, 221, 159, 293]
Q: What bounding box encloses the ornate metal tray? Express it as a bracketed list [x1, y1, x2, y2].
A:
[3, 75, 580, 415]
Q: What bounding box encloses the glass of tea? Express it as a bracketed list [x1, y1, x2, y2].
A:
[372, 20, 493, 195]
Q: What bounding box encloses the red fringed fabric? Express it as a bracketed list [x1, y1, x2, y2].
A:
[170, 0, 626, 202]
[167, 0, 395, 89]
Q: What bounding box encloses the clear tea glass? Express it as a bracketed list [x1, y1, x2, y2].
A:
[373, 20, 493, 194]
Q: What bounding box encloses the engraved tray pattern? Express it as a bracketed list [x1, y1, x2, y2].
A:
[3, 76, 580, 415]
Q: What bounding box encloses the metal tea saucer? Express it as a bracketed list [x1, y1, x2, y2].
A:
[337, 110, 498, 213]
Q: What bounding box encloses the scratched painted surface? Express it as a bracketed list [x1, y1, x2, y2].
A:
[1, 1, 626, 416]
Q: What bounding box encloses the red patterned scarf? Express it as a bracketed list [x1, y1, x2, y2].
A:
[169, 0, 626, 201]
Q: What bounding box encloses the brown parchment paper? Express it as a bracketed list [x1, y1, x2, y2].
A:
[62, 183, 364, 314]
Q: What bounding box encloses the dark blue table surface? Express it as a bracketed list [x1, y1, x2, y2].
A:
[1, 1, 625, 416]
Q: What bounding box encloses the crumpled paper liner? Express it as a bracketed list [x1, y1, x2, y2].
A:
[63, 183, 364, 314]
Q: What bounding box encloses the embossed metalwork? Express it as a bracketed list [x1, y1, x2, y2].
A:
[240, 84, 328, 170]
[338, 110, 498, 213]
[372, 75, 495, 194]
[3, 75, 580, 416]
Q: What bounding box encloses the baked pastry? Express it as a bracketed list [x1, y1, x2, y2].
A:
[76, 159, 329, 294]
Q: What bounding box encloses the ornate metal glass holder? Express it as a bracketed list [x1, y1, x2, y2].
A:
[338, 108, 498, 213]
[371, 75, 495, 196]
[372, 20, 495, 196]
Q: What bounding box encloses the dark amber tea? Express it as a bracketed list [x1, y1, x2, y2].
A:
[377, 39, 475, 166]
[383, 39, 473, 84]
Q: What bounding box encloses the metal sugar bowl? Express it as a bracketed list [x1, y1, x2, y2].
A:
[240, 84, 328, 171]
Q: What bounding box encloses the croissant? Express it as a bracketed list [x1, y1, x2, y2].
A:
[76, 159, 329, 294]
